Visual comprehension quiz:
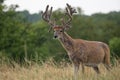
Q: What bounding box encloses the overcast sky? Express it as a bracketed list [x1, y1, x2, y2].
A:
[4, 0, 120, 15]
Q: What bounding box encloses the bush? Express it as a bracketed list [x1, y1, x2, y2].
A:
[109, 37, 120, 58]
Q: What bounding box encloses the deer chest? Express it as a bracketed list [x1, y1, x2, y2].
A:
[69, 52, 88, 64]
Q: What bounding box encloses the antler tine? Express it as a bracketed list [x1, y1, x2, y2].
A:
[65, 7, 72, 24]
[42, 5, 54, 25]
[42, 5, 49, 22]
[47, 7, 53, 32]
[66, 3, 76, 21]
[66, 3, 76, 15]
[42, 5, 55, 32]
[62, 3, 76, 29]
[49, 7, 53, 19]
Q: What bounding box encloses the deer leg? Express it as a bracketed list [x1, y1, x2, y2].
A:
[81, 63, 85, 73]
[93, 66, 100, 74]
[103, 64, 111, 71]
[73, 64, 79, 80]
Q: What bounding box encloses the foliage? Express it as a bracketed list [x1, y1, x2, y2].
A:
[17, 10, 42, 23]
[109, 37, 120, 58]
[0, 2, 25, 63]
[0, 0, 120, 64]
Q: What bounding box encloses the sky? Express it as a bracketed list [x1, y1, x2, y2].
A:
[4, 0, 120, 15]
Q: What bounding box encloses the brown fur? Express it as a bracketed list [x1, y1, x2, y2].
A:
[42, 4, 111, 79]
[58, 32, 111, 73]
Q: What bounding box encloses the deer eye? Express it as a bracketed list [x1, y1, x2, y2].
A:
[60, 30, 63, 32]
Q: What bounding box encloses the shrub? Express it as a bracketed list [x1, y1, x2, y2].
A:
[109, 37, 120, 58]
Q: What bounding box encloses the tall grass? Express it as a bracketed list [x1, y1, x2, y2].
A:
[0, 60, 120, 80]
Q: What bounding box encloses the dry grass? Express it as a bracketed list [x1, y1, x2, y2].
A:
[0, 61, 120, 80]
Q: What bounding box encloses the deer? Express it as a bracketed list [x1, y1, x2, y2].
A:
[42, 3, 111, 80]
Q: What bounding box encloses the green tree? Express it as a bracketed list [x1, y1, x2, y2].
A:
[0, 1, 26, 63]
[109, 37, 120, 58]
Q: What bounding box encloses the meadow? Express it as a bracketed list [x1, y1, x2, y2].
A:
[1, 1, 120, 80]
[0, 61, 120, 80]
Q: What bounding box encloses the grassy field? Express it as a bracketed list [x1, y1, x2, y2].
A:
[0, 61, 120, 80]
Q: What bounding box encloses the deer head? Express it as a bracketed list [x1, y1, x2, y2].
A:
[42, 3, 76, 39]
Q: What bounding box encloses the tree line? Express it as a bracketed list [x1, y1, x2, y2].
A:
[0, 1, 120, 65]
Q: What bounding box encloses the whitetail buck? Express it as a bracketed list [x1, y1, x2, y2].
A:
[42, 3, 111, 80]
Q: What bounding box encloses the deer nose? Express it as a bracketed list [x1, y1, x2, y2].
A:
[54, 35, 58, 38]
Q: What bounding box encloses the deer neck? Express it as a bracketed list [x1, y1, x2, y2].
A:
[59, 32, 74, 54]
